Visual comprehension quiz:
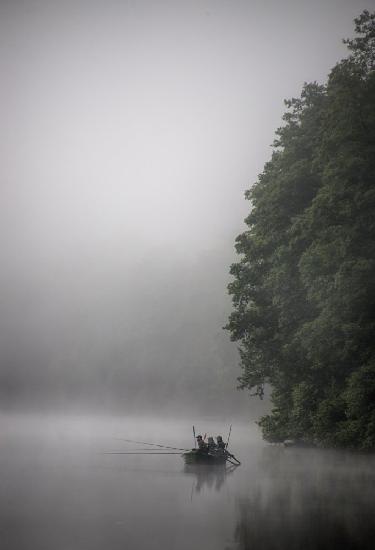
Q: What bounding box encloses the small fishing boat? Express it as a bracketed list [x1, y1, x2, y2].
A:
[107, 426, 241, 466]
[183, 448, 230, 465]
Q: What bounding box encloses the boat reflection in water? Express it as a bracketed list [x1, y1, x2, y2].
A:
[184, 463, 239, 493]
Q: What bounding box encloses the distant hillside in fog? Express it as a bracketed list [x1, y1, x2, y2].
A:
[0, 247, 268, 418]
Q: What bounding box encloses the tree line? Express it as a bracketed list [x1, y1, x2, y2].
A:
[226, 11, 375, 449]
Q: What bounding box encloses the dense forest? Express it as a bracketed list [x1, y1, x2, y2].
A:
[226, 11, 375, 449]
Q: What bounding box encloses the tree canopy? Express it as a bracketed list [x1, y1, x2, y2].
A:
[226, 11, 375, 449]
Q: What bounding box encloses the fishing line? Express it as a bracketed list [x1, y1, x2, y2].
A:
[114, 438, 190, 451]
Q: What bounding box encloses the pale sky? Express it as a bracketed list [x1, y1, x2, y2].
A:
[2, 0, 372, 273]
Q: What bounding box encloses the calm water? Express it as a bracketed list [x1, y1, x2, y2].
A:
[1, 414, 374, 550]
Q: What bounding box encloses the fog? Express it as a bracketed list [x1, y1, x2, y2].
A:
[0, 0, 371, 415]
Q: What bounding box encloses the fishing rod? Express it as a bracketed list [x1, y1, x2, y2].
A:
[114, 438, 190, 452]
[225, 425, 232, 449]
[134, 448, 188, 451]
[102, 452, 183, 455]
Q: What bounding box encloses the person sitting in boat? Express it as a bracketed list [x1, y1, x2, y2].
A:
[196, 435, 208, 453]
[216, 435, 226, 450]
[207, 436, 217, 452]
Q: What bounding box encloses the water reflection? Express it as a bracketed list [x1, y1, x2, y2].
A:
[232, 446, 375, 550]
[183, 463, 239, 493]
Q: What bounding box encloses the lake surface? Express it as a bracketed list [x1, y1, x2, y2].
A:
[1, 414, 375, 550]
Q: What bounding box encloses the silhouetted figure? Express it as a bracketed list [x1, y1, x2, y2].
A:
[196, 434, 208, 453]
[216, 435, 226, 450]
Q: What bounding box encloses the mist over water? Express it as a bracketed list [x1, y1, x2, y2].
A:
[2, 414, 375, 550]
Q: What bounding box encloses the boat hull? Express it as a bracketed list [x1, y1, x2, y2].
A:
[182, 449, 227, 465]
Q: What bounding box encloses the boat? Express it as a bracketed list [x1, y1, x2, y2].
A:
[183, 448, 240, 466]
[183, 448, 228, 465]
[107, 430, 241, 466]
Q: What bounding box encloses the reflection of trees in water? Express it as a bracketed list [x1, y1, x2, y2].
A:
[232, 447, 375, 550]
[184, 464, 238, 493]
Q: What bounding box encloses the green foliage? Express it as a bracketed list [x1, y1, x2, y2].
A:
[226, 11, 375, 449]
